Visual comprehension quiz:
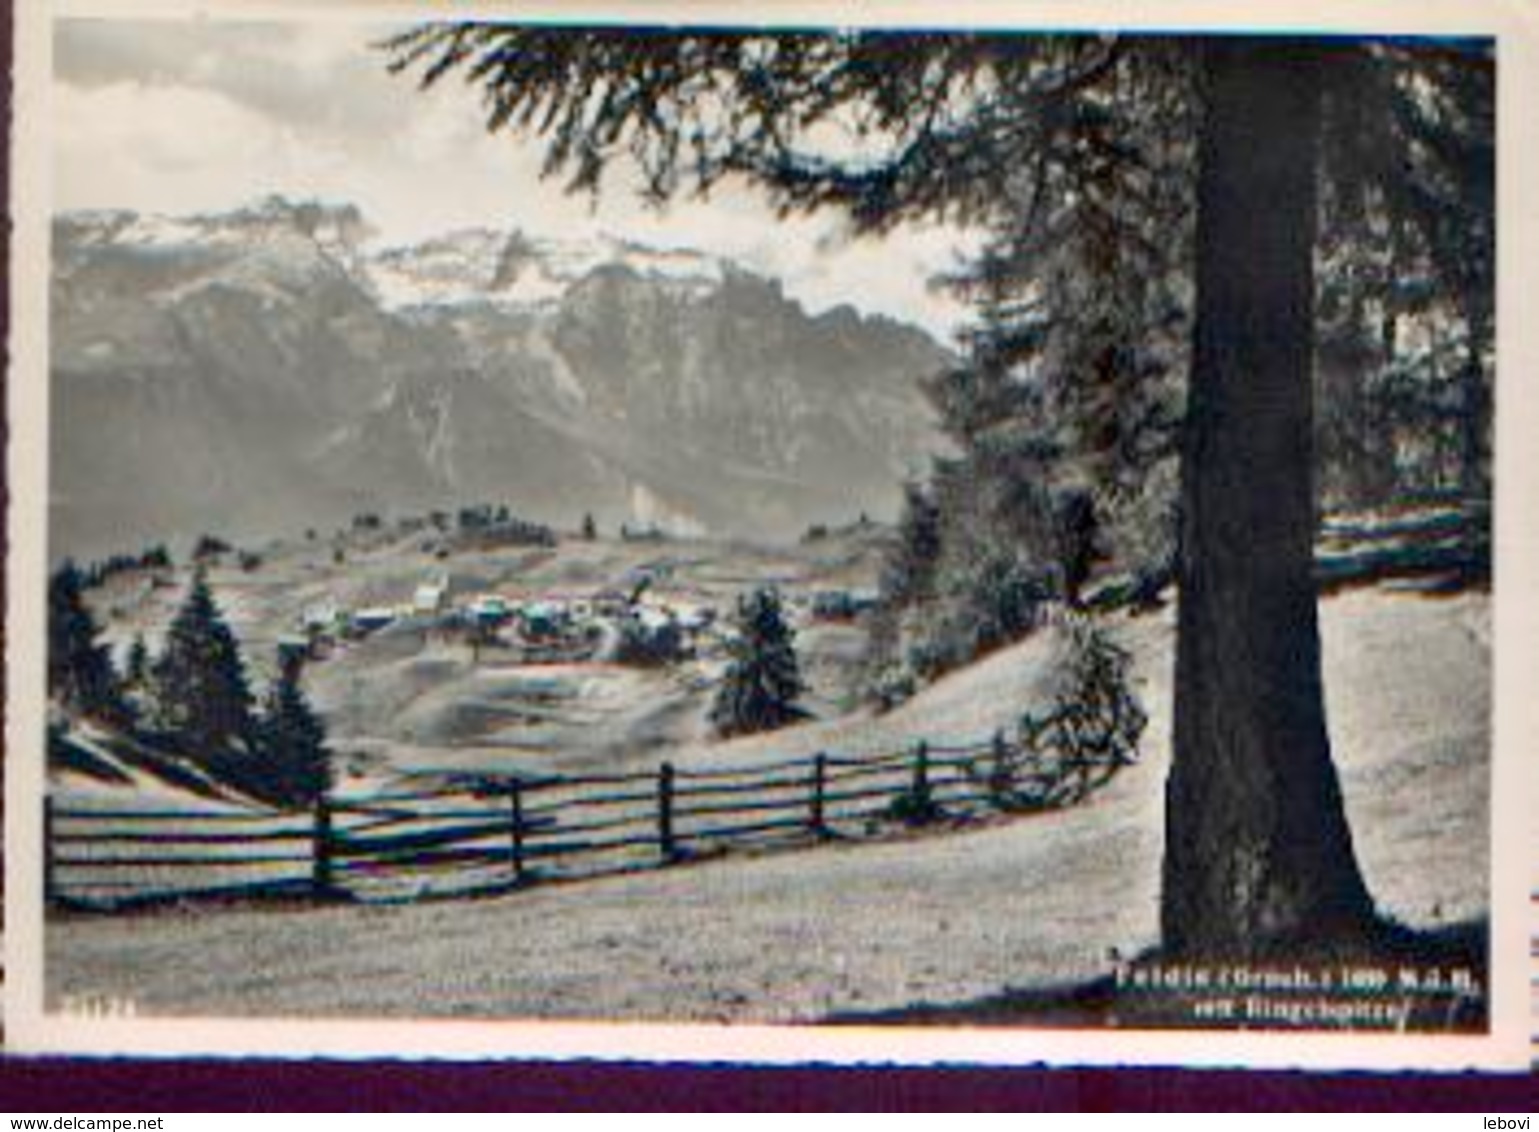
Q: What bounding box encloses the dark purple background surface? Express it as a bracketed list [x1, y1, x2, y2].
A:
[0, 1059, 1532, 1111]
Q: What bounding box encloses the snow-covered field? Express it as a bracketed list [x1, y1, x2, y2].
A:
[44, 564, 1489, 1023]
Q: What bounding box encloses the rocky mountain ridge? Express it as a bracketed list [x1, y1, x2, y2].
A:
[50, 197, 952, 559]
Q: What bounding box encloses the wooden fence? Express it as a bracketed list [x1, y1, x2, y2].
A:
[46, 734, 1130, 911]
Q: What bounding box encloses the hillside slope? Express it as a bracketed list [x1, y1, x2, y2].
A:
[46, 584, 1488, 1023]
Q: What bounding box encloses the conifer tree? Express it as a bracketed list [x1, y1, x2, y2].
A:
[882, 483, 943, 608]
[258, 651, 333, 809]
[123, 634, 149, 689]
[152, 567, 255, 754]
[710, 588, 806, 737]
[47, 559, 123, 720]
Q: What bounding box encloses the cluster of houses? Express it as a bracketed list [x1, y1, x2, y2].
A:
[809, 588, 880, 621]
[282, 571, 882, 670]
[289, 574, 721, 663]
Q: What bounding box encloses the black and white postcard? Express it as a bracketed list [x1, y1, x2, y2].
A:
[5, 0, 1534, 1071]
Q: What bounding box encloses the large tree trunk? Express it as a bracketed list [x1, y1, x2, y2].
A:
[1162, 40, 1377, 957]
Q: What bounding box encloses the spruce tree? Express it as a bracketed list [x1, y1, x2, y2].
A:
[883, 483, 943, 607]
[258, 652, 333, 809]
[152, 567, 255, 755]
[123, 634, 149, 688]
[47, 559, 123, 720]
[710, 588, 806, 738]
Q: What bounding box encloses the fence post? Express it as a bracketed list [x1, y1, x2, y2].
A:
[312, 794, 334, 898]
[912, 740, 931, 810]
[990, 728, 1010, 803]
[509, 778, 525, 883]
[43, 795, 56, 905]
[658, 761, 676, 860]
[809, 753, 828, 837]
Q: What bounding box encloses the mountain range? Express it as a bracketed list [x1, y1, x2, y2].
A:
[50, 196, 953, 560]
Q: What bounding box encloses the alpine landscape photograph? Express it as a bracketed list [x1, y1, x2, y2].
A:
[10, 4, 1525, 1067]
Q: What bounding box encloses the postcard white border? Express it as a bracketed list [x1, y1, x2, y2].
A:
[7, 0, 1536, 1072]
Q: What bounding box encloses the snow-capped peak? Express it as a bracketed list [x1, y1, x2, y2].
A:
[364, 225, 726, 314]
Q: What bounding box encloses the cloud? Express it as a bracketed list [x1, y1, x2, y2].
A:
[50, 16, 979, 338]
[54, 81, 293, 209]
[56, 19, 407, 145]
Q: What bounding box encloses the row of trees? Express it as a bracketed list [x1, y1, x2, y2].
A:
[74, 544, 175, 591]
[868, 36, 1491, 693]
[48, 561, 331, 809]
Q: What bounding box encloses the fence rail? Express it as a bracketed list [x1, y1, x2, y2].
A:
[46, 732, 1131, 911]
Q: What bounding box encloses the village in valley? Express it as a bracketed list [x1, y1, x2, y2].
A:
[51, 503, 945, 843]
[41, 492, 1494, 1025]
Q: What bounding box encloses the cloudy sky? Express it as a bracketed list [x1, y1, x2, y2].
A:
[52, 17, 980, 338]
